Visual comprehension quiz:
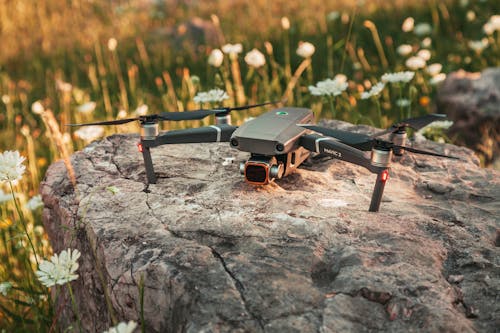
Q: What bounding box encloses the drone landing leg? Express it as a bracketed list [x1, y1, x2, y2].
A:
[369, 169, 389, 212]
[140, 143, 157, 184]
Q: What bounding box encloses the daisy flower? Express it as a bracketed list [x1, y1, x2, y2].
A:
[0, 151, 26, 184]
[381, 71, 415, 84]
[308, 78, 348, 97]
[103, 321, 138, 333]
[36, 249, 81, 288]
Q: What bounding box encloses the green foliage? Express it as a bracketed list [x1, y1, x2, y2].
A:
[0, 0, 499, 330]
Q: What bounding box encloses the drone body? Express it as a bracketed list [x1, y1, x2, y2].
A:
[229, 107, 314, 185]
[69, 105, 457, 212]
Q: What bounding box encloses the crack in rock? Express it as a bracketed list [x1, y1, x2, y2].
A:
[210, 248, 265, 331]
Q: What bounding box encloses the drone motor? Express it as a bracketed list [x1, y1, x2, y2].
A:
[370, 148, 393, 168]
[389, 130, 407, 156]
[140, 122, 159, 140]
[216, 114, 232, 125]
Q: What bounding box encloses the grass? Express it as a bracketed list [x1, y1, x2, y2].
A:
[0, 0, 499, 330]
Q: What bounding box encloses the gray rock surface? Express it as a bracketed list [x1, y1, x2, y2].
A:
[436, 67, 500, 167]
[40, 123, 499, 333]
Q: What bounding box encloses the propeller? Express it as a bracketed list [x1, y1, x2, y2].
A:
[67, 101, 279, 127]
[299, 125, 459, 159]
[372, 139, 459, 159]
[371, 113, 447, 138]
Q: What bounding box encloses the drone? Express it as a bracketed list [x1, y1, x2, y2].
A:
[69, 103, 457, 212]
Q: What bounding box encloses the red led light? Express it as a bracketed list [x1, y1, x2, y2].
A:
[137, 143, 143, 152]
[380, 170, 389, 182]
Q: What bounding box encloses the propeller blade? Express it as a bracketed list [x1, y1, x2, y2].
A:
[229, 100, 280, 111]
[157, 101, 279, 121]
[395, 145, 460, 159]
[158, 109, 221, 121]
[67, 118, 139, 126]
[372, 114, 447, 138]
[400, 113, 447, 130]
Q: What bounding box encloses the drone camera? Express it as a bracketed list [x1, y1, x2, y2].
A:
[242, 156, 284, 185]
[140, 123, 159, 140]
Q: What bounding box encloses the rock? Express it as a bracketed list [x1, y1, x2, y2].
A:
[436, 68, 500, 167]
[40, 122, 499, 333]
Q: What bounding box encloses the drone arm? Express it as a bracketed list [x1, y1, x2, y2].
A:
[299, 134, 389, 212]
[148, 124, 238, 147]
[299, 134, 378, 173]
[299, 125, 374, 151]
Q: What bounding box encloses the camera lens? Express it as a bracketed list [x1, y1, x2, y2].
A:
[230, 138, 239, 147]
[245, 165, 267, 184]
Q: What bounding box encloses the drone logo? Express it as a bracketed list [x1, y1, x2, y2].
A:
[324, 148, 342, 158]
[276, 111, 289, 116]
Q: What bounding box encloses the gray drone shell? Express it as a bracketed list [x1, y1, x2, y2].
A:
[230, 107, 313, 155]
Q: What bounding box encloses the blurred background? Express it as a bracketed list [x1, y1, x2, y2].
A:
[0, 0, 499, 330]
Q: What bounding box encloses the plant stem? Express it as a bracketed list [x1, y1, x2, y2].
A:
[9, 181, 39, 266]
[329, 97, 337, 119]
[68, 284, 83, 333]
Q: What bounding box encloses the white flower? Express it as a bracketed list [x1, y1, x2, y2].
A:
[361, 82, 385, 99]
[74, 126, 105, 143]
[414, 23, 432, 36]
[489, 15, 500, 31]
[36, 249, 81, 287]
[421, 37, 432, 48]
[466, 10, 476, 22]
[406, 56, 426, 70]
[193, 89, 229, 104]
[56, 80, 72, 93]
[483, 22, 494, 35]
[25, 195, 43, 211]
[381, 71, 415, 83]
[134, 104, 149, 116]
[208, 49, 224, 67]
[327, 11, 340, 22]
[117, 110, 128, 119]
[108, 38, 118, 51]
[1, 95, 11, 104]
[244, 49, 266, 68]
[468, 39, 489, 53]
[396, 99, 411, 107]
[281, 16, 290, 30]
[31, 101, 45, 114]
[0, 188, 14, 203]
[430, 73, 447, 85]
[334, 74, 348, 84]
[0, 151, 26, 184]
[0, 282, 12, 296]
[222, 43, 243, 55]
[417, 49, 431, 61]
[103, 321, 137, 333]
[76, 102, 96, 114]
[397, 44, 413, 56]
[296, 42, 315, 58]
[402, 17, 415, 32]
[426, 63, 443, 76]
[308, 78, 348, 97]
